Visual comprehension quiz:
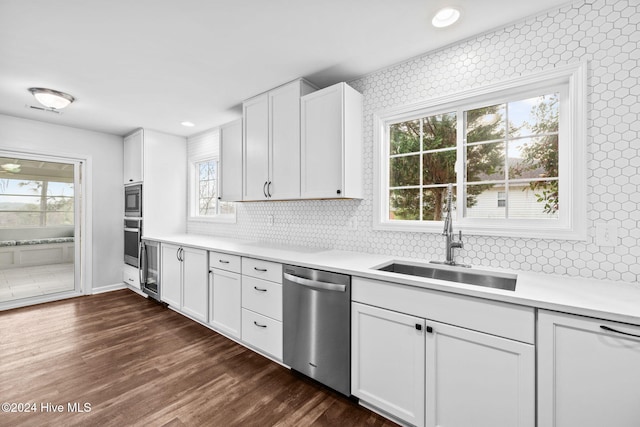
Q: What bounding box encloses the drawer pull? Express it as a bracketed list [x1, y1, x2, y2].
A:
[600, 325, 640, 338]
[254, 267, 268, 272]
[254, 321, 267, 328]
[254, 286, 268, 292]
[218, 259, 230, 264]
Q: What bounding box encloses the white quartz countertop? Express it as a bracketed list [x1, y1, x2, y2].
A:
[144, 233, 640, 325]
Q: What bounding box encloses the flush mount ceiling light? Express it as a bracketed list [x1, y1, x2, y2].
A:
[1, 163, 21, 173]
[28, 87, 75, 110]
[181, 121, 195, 127]
[432, 7, 460, 28]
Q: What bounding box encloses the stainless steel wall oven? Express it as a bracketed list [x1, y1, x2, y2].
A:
[124, 218, 141, 267]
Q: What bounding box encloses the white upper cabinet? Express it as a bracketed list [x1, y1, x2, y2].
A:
[243, 94, 270, 201]
[123, 129, 143, 184]
[123, 128, 186, 235]
[538, 310, 640, 427]
[301, 82, 363, 199]
[220, 119, 243, 202]
[242, 79, 316, 201]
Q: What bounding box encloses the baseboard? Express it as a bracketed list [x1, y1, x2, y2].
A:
[92, 282, 127, 294]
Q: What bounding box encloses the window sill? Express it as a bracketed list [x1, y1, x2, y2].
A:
[188, 215, 236, 224]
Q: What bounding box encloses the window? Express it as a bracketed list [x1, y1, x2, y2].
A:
[0, 157, 75, 228]
[375, 63, 586, 239]
[188, 129, 235, 222]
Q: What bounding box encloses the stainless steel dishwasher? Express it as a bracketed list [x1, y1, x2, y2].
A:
[283, 265, 351, 396]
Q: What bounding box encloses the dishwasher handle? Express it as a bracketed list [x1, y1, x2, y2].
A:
[284, 272, 346, 292]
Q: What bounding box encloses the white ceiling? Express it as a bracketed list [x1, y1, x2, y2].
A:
[0, 0, 574, 138]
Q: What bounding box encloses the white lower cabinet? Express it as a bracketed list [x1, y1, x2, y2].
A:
[160, 243, 208, 323]
[426, 321, 534, 427]
[351, 277, 535, 427]
[352, 302, 425, 427]
[209, 268, 241, 338]
[241, 258, 283, 360]
[538, 310, 640, 427]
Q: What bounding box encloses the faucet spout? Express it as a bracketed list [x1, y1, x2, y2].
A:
[440, 184, 465, 266]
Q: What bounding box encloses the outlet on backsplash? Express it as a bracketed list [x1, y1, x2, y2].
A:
[595, 222, 618, 247]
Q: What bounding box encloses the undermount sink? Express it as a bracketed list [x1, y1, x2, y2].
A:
[374, 261, 517, 291]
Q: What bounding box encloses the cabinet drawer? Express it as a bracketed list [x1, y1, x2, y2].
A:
[242, 276, 282, 321]
[242, 258, 282, 283]
[353, 277, 534, 344]
[209, 251, 241, 273]
[241, 309, 283, 360]
[123, 264, 140, 289]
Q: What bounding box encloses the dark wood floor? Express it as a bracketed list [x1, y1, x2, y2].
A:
[0, 290, 397, 427]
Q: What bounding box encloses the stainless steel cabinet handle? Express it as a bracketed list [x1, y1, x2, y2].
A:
[218, 259, 230, 264]
[283, 272, 347, 292]
[138, 242, 146, 285]
[124, 227, 140, 232]
[254, 321, 267, 328]
[254, 286, 267, 292]
[254, 267, 268, 272]
[600, 325, 640, 338]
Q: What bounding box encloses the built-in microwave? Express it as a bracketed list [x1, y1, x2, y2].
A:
[125, 184, 142, 218]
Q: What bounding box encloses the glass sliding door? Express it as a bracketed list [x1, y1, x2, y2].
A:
[0, 153, 82, 305]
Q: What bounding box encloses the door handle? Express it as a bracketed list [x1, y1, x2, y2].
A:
[263, 181, 268, 198]
[600, 325, 640, 338]
[218, 259, 230, 264]
[253, 286, 268, 292]
[283, 273, 346, 292]
[267, 181, 272, 198]
[254, 321, 267, 328]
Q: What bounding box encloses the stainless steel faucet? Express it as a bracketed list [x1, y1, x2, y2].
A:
[440, 184, 466, 266]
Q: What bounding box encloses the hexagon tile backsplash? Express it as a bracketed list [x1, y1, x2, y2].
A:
[190, 0, 639, 285]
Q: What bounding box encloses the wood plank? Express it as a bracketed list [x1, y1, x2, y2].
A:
[0, 290, 398, 426]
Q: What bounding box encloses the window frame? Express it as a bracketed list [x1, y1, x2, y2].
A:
[188, 154, 236, 223]
[373, 62, 587, 240]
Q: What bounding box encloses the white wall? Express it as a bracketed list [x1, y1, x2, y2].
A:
[0, 114, 123, 290]
[190, 0, 639, 285]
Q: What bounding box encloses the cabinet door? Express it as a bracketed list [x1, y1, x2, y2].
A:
[220, 119, 243, 202]
[210, 268, 241, 338]
[538, 310, 640, 427]
[160, 244, 182, 308]
[123, 129, 143, 184]
[181, 246, 208, 322]
[269, 81, 301, 199]
[301, 84, 344, 198]
[243, 94, 269, 200]
[352, 302, 425, 427]
[426, 321, 535, 427]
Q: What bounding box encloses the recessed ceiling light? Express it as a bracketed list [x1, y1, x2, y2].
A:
[181, 121, 195, 127]
[432, 7, 460, 28]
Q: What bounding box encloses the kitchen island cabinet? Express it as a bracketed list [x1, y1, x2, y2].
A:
[538, 310, 640, 427]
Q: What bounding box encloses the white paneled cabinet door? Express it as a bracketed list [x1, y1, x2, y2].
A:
[269, 82, 302, 199]
[220, 119, 243, 202]
[181, 246, 208, 323]
[301, 82, 362, 199]
[160, 243, 182, 308]
[538, 310, 640, 427]
[301, 84, 343, 198]
[209, 268, 241, 338]
[425, 321, 535, 427]
[352, 302, 425, 427]
[123, 129, 143, 184]
[243, 94, 269, 201]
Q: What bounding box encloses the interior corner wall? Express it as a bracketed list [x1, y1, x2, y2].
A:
[0, 114, 123, 290]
